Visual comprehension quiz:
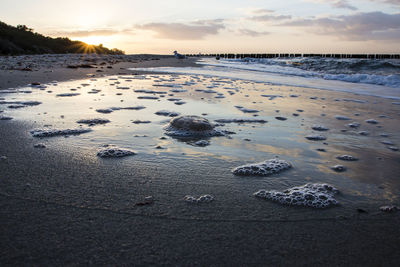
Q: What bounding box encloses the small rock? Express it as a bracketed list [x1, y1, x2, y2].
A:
[305, 135, 326, 141]
[275, 116, 287, 121]
[380, 205, 398, 212]
[357, 208, 368, 213]
[337, 155, 358, 161]
[194, 140, 210, 147]
[331, 165, 346, 172]
[33, 143, 46, 148]
[365, 119, 378, 124]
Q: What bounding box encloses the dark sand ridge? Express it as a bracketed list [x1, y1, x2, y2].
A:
[1, 57, 400, 266]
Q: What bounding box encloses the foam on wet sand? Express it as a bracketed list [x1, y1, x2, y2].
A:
[232, 159, 292, 176]
[77, 118, 111, 125]
[31, 128, 92, 137]
[155, 110, 180, 117]
[184, 194, 214, 203]
[305, 135, 327, 141]
[97, 147, 136, 158]
[254, 183, 339, 209]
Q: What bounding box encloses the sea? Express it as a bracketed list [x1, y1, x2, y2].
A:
[136, 57, 400, 99]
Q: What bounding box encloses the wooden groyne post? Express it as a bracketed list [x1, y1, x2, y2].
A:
[186, 53, 400, 59]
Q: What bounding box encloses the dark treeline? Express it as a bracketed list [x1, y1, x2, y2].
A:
[0, 21, 124, 55]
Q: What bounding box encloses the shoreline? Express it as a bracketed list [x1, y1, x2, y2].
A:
[0, 54, 199, 90]
[1, 56, 400, 266]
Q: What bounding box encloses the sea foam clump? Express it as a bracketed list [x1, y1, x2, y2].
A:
[194, 140, 210, 147]
[164, 115, 224, 137]
[305, 135, 327, 141]
[184, 194, 214, 203]
[312, 125, 329, 131]
[232, 159, 292, 176]
[335, 115, 351, 121]
[56, 93, 80, 97]
[235, 106, 259, 113]
[0, 100, 41, 106]
[97, 147, 136, 158]
[77, 118, 110, 125]
[214, 118, 267, 124]
[253, 183, 339, 209]
[96, 108, 113, 114]
[337, 155, 358, 161]
[155, 110, 180, 117]
[31, 128, 92, 137]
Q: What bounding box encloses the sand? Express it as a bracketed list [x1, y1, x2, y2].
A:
[0, 54, 198, 90]
[0, 54, 400, 266]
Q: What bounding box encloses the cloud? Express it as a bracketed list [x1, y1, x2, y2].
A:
[369, 0, 400, 5]
[192, 19, 225, 25]
[280, 12, 400, 41]
[53, 29, 132, 37]
[137, 21, 225, 40]
[249, 14, 292, 22]
[237, 29, 270, 37]
[332, 0, 358, 10]
[251, 8, 274, 14]
[306, 0, 357, 10]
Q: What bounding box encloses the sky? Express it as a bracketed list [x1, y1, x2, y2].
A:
[1, 0, 400, 54]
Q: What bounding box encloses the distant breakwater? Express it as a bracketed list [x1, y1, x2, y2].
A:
[186, 53, 400, 59]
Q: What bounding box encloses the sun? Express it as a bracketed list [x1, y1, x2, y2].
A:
[79, 35, 110, 46]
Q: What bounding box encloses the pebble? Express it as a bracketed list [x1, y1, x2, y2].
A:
[380, 205, 398, 212]
[305, 135, 327, 141]
[365, 119, 379, 124]
[337, 155, 358, 161]
[275, 116, 287, 121]
[33, 143, 46, 148]
[331, 165, 346, 172]
[312, 125, 329, 131]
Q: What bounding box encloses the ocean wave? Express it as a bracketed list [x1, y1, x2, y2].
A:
[322, 73, 400, 88]
[199, 58, 400, 88]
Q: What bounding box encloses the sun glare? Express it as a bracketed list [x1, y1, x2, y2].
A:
[79, 35, 110, 46]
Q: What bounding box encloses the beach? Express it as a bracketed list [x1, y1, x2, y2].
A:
[1, 54, 400, 266]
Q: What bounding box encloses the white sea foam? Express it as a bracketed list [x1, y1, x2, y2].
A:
[232, 159, 292, 176]
[184, 194, 214, 203]
[214, 118, 267, 123]
[254, 183, 339, 209]
[155, 110, 180, 117]
[132, 58, 400, 100]
[56, 93, 80, 97]
[77, 118, 110, 125]
[305, 135, 326, 141]
[31, 128, 92, 137]
[97, 147, 136, 158]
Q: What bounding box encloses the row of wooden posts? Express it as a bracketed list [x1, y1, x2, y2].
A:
[185, 53, 400, 59]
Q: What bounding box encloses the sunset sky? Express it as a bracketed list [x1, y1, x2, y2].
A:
[1, 0, 399, 54]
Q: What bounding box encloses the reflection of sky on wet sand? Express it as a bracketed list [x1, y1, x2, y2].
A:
[1, 73, 400, 216]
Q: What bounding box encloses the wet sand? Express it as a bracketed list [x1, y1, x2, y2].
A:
[0, 54, 198, 90]
[1, 55, 400, 266]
